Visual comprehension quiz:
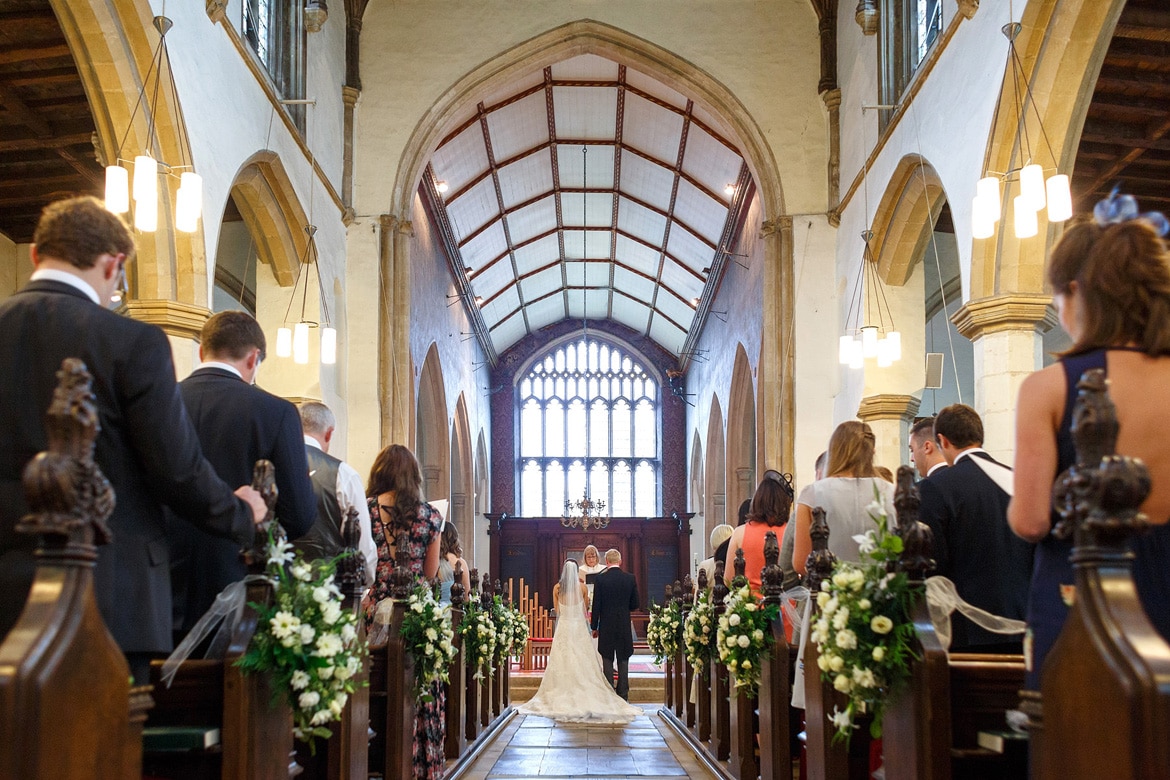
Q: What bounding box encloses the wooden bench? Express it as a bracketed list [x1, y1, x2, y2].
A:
[525, 637, 553, 671]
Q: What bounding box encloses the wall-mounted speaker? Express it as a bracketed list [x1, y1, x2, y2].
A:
[925, 353, 945, 389]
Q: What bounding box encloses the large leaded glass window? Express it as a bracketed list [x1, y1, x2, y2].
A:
[518, 339, 660, 517]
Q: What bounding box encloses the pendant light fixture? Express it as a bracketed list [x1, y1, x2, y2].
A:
[275, 225, 336, 365]
[103, 14, 202, 233]
[971, 3, 1071, 240]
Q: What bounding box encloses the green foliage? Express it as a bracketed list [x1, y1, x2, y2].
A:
[459, 600, 500, 679]
[398, 583, 457, 701]
[645, 600, 682, 665]
[716, 583, 781, 696]
[683, 588, 716, 676]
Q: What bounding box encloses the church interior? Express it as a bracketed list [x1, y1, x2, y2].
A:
[2, 0, 1170, 778]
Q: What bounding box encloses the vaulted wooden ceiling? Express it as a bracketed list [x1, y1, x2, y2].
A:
[1074, 0, 1170, 214]
[0, 0, 102, 244]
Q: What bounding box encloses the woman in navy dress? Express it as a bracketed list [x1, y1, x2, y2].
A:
[1009, 191, 1170, 690]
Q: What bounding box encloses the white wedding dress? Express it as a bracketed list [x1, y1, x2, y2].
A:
[518, 561, 642, 724]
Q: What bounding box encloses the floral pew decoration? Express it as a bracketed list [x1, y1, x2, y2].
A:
[396, 581, 458, 702]
[717, 550, 782, 696]
[646, 597, 682, 666]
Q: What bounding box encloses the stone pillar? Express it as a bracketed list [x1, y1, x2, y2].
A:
[856, 394, 921, 475]
[341, 86, 360, 221]
[759, 216, 794, 474]
[122, 299, 210, 378]
[378, 214, 414, 447]
[951, 293, 1056, 462]
[822, 88, 841, 213]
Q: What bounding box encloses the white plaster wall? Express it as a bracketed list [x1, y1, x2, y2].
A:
[0, 239, 31, 300]
[354, 0, 828, 218]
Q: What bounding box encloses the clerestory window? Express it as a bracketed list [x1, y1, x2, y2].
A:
[879, 0, 944, 127]
[518, 338, 661, 518]
[242, 0, 306, 133]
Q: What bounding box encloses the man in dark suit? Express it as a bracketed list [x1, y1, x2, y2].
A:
[0, 197, 266, 682]
[917, 404, 1034, 653]
[590, 548, 640, 699]
[170, 311, 316, 637]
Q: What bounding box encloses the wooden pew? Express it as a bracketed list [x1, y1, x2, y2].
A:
[445, 562, 467, 760]
[1033, 369, 1170, 779]
[673, 580, 687, 721]
[727, 548, 759, 780]
[757, 531, 792, 780]
[464, 568, 483, 744]
[143, 461, 294, 780]
[711, 561, 732, 762]
[694, 568, 712, 744]
[882, 466, 1026, 780]
[366, 551, 418, 780]
[662, 583, 675, 712]
[0, 358, 150, 779]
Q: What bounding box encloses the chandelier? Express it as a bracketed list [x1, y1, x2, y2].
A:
[274, 224, 336, 365]
[562, 492, 610, 530]
[104, 16, 202, 233]
[971, 12, 1071, 239]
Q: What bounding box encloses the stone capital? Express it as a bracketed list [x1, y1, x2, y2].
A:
[856, 393, 921, 423]
[951, 293, 1057, 341]
[957, 0, 979, 20]
[122, 299, 211, 342]
[380, 214, 414, 237]
[855, 0, 879, 35]
[341, 85, 361, 107]
[205, 0, 227, 23]
[761, 215, 793, 239]
[821, 88, 842, 111]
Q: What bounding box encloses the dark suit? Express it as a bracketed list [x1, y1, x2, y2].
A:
[170, 366, 315, 634]
[917, 450, 1035, 652]
[590, 565, 639, 699]
[0, 280, 254, 655]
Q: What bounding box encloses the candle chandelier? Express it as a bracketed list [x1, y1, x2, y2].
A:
[103, 15, 202, 233]
[561, 492, 611, 531]
[971, 11, 1072, 240]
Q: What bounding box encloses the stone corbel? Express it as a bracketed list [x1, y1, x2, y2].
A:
[121, 299, 211, 342]
[951, 293, 1057, 341]
[855, 0, 879, 35]
[856, 393, 921, 424]
[305, 1, 328, 32]
[205, 0, 227, 24]
[957, 0, 979, 20]
[822, 88, 842, 212]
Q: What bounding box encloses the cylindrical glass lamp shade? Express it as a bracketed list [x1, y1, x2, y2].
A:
[1014, 194, 1038, 239]
[105, 165, 130, 213]
[132, 155, 157, 203]
[275, 327, 292, 358]
[972, 193, 995, 239]
[175, 172, 203, 232]
[848, 340, 864, 370]
[1020, 164, 1046, 211]
[320, 326, 337, 365]
[1046, 174, 1072, 222]
[861, 325, 879, 358]
[877, 338, 893, 368]
[976, 177, 1002, 222]
[133, 193, 158, 232]
[885, 330, 901, 361]
[293, 322, 310, 365]
[839, 334, 854, 365]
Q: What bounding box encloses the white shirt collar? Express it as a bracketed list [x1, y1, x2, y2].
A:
[30, 268, 100, 305]
[926, 462, 948, 477]
[953, 447, 989, 465]
[196, 361, 243, 380]
[304, 434, 323, 450]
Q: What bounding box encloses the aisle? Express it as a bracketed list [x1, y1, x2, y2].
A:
[458, 705, 719, 780]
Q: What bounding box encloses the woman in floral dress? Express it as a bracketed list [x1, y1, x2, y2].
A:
[363, 444, 444, 780]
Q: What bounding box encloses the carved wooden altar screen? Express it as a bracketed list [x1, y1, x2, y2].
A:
[486, 513, 693, 636]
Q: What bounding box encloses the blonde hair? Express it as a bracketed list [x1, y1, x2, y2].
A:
[825, 420, 877, 478]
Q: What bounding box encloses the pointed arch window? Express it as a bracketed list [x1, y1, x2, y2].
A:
[518, 338, 661, 517]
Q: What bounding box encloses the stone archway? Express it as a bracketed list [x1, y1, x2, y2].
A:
[690, 430, 704, 547]
[451, 394, 474, 561]
[377, 19, 795, 473]
[415, 343, 450, 502]
[725, 344, 756, 510]
[704, 397, 726, 545]
[870, 155, 948, 288]
[228, 152, 309, 287]
[474, 430, 490, 572]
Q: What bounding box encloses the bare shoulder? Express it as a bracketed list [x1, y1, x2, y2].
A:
[1016, 363, 1065, 428]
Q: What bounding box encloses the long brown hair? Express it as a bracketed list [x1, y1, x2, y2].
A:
[366, 444, 424, 532]
[1047, 216, 1170, 356]
[825, 420, 877, 478]
[747, 477, 791, 527]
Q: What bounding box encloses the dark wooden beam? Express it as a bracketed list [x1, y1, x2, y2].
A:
[0, 43, 71, 66]
[0, 131, 92, 152]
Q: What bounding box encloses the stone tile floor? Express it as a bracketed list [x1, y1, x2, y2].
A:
[456, 705, 718, 780]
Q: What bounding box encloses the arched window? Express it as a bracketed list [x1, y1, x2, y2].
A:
[518, 338, 660, 517]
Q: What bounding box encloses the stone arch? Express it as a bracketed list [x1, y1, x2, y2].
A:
[416, 343, 450, 502]
[725, 344, 756, 510]
[378, 19, 796, 469]
[969, 0, 1126, 299]
[704, 397, 726, 547]
[53, 0, 206, 305]
[870, 155, 948, 287]
[474, 430, 490, 571]
[450, 394, 474, 562]
[690, 430, 704, 540]
[226, 151, 309, 287]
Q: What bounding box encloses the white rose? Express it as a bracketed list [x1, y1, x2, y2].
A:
[316, 633, 343, 657]
[300, 625, 316, 645]
[322, 602, 342, 625]
[347, 657, 362, 676]
[298, 691, 320, 710]
[835, 629, 857, 650]
[833, 674, 852, 693]
[330, 699, 344, 717]
[742, 660, 751, 669]
[312, 586, 331, 604]
[870, 615, 894, 635]
[816, 592, 830, 609]
[816, 654, 830, 671]
[334, 664, 352, 681]
[832, 608, 850, 630]
[425, 627, 439, 642]
[745, 603, 757, 612]
[310, 708, 331, 726]
[858, 598, 871, 611]
[726, 636, 737, 648]
[425, 644, 434, 656]
[737, 635, 750, 648]
[341, 623, 357, 643]
[872, 646, 885, 662]
[319, 665, 335, 680]
[291, 562, 312, 582]
[718, 617, 729, 630]
[829, 654, 845, 672]
[728, 613, 741, 627]
[752, 629, 764, 641]
[290, 670, 310, 690]
[823, 597, 838, 616]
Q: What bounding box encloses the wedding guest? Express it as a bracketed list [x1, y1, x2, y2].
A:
[724, 474, 794, 595]
[792, 421, 896, 576]
[1009, 192, 1170, 689]
[437, 522, 471, 604]
[362, 443, 443, 778]
[779, 451, 827, 588]
[909, 416, 947, 479]
[0, 197, 265, 683]
[697, 523, 734, 593]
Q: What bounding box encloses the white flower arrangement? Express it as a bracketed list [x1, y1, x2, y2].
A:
[398, 582, 458, 701]
[237, 533, 366, 750]
[459, 599, 500, 679]
[811, 491, 918, 743]
[683, 588, 716, 676]
[499, 602, 529, 658]
[716, 584, 779, 695]
[646, 600, 682, 665]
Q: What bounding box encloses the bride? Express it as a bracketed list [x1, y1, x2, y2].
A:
[518, 559, 642, 723]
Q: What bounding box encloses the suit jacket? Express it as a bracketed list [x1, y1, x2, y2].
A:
[917, 450, 1035, 650]
[0, 280, 254, 653]
[590, 566, 639, 659]
[170, 367, 315, 632]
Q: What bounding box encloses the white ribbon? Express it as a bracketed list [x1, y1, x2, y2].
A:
[785, 586, 811, 710]
[924, 575, 1025, 651]
[160, 574, 273, 688]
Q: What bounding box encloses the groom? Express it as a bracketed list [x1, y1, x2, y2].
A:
[590, 549, 639, 700]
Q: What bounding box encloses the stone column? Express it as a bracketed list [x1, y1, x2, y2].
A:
[822, 88, 842, 213]
[341, 85, 360, 222]
[378, 214, 414, 447]
[951, 293, 1056, 462]
[759, 216, 794, 474]
[856, 394, 920, 474]
[122, 299, 210, 378]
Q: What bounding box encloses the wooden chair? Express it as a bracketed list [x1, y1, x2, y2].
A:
[0, 358, 149, 780]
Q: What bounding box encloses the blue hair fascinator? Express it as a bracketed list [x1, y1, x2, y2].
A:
[1093, 186, 1170, 237]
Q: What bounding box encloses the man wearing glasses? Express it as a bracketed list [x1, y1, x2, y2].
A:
[0, 196, 268, 683]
